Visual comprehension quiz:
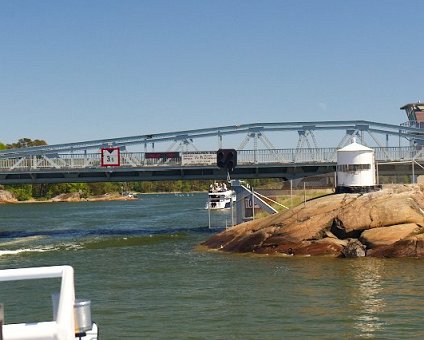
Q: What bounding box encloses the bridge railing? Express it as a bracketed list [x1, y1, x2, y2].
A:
[237, 148, 339, 163]
[374, 147, 419, 161]
[0, 147, 423, 171]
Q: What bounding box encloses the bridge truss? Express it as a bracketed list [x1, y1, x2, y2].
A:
[1, 120, 423, 157]
[1, 120, 424, 184]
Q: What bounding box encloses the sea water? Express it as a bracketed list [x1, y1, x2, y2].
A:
[0, 193, 424, 339]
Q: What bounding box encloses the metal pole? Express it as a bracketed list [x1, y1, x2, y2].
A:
[303, 182, 306, 206]
[290, 180, 293, 208]
[208, 195, 211, 229]
[0, 303, 3, 340]
[231, 197, 234, 227]
[412, 159, 415, 184]
[252, 186, 255, 220]
[376, 161, 379, 185]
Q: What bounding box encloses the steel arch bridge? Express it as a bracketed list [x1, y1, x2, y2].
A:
[1, 120, 424, 157]
[1, 120, 424, 184]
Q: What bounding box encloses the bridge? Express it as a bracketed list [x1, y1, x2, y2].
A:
[2, 119, 424, 184]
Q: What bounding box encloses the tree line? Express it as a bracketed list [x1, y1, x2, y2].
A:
[2, 181, 215, 201]
[3, 178, 276, 201]
[0, 137, 47, 150]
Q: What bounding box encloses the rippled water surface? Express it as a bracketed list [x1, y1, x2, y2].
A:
[0, 193, 424, 339]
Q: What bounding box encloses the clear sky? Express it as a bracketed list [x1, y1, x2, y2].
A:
[1, 0, 423, 147]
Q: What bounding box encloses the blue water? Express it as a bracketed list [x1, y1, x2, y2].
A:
[0, 193, 424, 339]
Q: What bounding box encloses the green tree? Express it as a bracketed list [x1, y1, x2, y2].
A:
[32, 184, 49, 198]
[87, 182, 121, 196]
[46, 183, 90, 198]
[7, 185, 33, 201]
[6, 138, 47, 149]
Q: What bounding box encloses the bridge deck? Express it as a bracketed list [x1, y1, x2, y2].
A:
[0, 147, 423, 184]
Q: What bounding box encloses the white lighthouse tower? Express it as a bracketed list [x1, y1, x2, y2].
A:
[336, 138, 380, 193]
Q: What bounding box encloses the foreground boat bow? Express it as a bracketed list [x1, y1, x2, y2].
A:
[0, 265, 98, 340]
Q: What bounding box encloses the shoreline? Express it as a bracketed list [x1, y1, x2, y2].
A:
[0, 194, 139, 204]
[0, 190, 209, 204]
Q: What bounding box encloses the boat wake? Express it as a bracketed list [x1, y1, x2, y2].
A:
[0, 226, 222, 256]
[0, 225, 216, 239]
[0, 247, 57, 257]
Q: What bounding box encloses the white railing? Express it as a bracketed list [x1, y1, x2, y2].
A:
[0, 266, 76, 340]
[0, 147, 424, 171]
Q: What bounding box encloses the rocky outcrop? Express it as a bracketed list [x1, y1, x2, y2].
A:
[51, 193, 137, 202]
[342, 239, 366, 258]
[359, 223, 422, 247]
[201, 185, 424, 258]
[0, 190, 17, 203]
[51, 192, 82, 202]
[0, 190, 137, 203]
[366, 234, 424, 258]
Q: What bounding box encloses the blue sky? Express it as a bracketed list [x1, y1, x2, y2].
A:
[1, 0, 423, 148]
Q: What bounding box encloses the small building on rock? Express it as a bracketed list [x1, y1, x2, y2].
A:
[336, 138, 381, 193]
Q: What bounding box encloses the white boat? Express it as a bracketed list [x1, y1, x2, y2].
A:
[205, 182, 235, 210]
[0, 265, 98, 340]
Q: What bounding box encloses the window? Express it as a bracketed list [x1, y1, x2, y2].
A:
[337, 163, 371, 172]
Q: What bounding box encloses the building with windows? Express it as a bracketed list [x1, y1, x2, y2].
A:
[336, 139, 380, 193]
[401, 102, 424, 129]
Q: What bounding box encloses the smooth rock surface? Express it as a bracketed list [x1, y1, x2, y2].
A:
[0, 190, 17, 203]
[201, 185, 424, 258]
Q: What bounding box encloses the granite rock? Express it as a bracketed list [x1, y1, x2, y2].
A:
[201, 184, 424, 258]
[0, 190, 17, 203]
